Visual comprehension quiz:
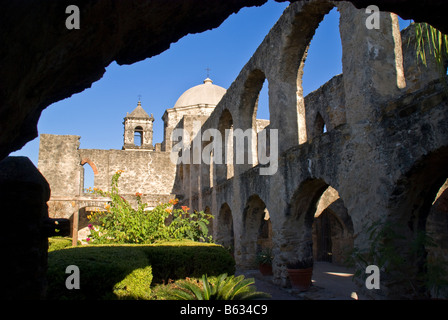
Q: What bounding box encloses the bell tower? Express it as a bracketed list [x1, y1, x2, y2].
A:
[123, 100, 155, 150]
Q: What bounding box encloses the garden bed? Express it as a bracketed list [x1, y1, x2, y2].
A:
[46, 240, 235, 300]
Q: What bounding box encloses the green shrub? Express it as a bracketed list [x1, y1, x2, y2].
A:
[46, 241, 235, 300]
[142, 241, 235, 284]
[113, 266, 153, 300]
[86, 170, 213, 244]
[165, 273, 271, 300]
[47, 245, 151, 300]
[48, 237, 74, 252]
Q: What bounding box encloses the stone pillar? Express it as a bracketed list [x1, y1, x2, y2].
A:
[339, 2, 406, 124]
[268, 80, 301, 153]
[0, 157, 69, 299]
[337, 3, 407, 228]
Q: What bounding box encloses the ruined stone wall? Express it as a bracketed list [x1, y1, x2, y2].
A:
[79, 149, 175, 197]
[38, 134, 82, 197]
[177, 0, 448, 299]
[38, 133, 177, 221]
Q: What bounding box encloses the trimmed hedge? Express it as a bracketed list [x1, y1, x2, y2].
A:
[46, 240, 235, 300]
[48, 237, 77, 252]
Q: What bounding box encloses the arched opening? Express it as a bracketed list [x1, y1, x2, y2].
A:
[302, 7, 343, 141]
[313, 112, 327, 138]
[255, 78, 270, 122]
[216, 109, 234, 183]
[313, 189, 353, 265]
[282, 179, 354, 285]
[301, 7, 342, 96]
[387, 147, 448, 298]
[134, 126, 143, 146]
[239, 69, 269, 169]
[81, 161, 96, 193]
[216, 203, 234, 256]
[280, 2, 342, 145]
[240, 194, 272, 269]
[209, 150, 214, 188]
[255, 78, 271, 167]
[77, 206, 105, 244]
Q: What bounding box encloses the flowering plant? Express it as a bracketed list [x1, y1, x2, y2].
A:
[87, 170, 213, 244]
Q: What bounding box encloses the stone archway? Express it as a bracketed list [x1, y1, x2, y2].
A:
[276, 178, 353, 286]
[216, 203, 234, 255]
[313, 187, 354, 265]
[240, 194, 272, 269]
[385, 146, 448, 298]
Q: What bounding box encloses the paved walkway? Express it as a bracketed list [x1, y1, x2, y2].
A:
[236, 261, 369, 300]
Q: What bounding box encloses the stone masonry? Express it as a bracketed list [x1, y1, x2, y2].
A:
[174, 1, 448, 299]
[36, 1, 448, 299]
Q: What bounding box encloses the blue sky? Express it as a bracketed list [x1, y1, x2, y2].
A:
[11, 1, 411, 187]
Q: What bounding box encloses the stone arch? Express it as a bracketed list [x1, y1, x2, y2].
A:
[385, 146, 448, 298]
[313, 112, 326, 138]
[240, 69, 267, 128]
[209, 149, 214, 188]
[313, 197, 353, 264]
[240, 194, 271, 269]
[216, 202, 234, 255]
[216, 109, 234, 183]
[69, 204, 105, 245]
[237, 69, 268, 170]
[278, 178, 353, 284]
[133, 125, 144, 146]
[80, 158, 98, 193]
[278, 0, 336, 146]
[172, 163, 184, 195]
[80, 158, 98, 175]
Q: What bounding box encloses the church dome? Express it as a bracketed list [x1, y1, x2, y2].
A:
[173, 78, 226, 108]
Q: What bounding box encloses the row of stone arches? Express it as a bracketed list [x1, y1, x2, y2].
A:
[209, 180, 355, 269]
[176, 0, 448, 298]
[178, 3, 349, 194]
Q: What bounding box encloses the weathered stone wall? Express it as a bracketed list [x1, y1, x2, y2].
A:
[38, 133, 176, 223]
[177, 0, 448, 299]
[3, 0, 448, 301]
[38, 134, 82, 197]
[79, 149, 175, 197]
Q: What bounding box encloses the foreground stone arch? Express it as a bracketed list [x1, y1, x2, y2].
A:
[177, 0, 448, 298]
[383, 146, 448, 298]
[239, 194, 272, 269]
[215, 202, 235, 254]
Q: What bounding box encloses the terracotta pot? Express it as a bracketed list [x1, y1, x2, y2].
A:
[287, 267, 313, 291]
[259, 263, 273, 276]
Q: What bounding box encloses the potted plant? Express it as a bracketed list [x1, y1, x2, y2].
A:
[286, 257, 314, 291]
[256, 248, 273, 276]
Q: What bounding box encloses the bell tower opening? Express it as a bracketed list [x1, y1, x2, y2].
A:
[123, 100, 155, 150]
[134, 126, 143, 146]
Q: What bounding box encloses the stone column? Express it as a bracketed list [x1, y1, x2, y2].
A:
[337, 3, 408, 298]
[339, 2, 406, 124]
[268, 80, 302, 153]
